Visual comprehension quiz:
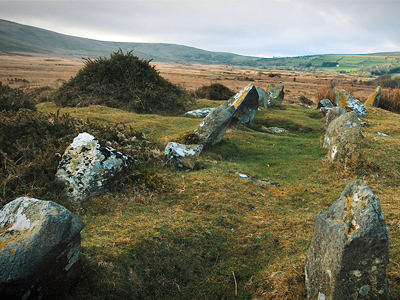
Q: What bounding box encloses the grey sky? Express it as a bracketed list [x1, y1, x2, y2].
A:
[1, 0, 399, 57]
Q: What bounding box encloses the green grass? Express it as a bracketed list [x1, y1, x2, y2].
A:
[32, 102, 400, 299]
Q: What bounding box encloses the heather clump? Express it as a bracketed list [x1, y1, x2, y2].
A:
[52, 50, 193, 115]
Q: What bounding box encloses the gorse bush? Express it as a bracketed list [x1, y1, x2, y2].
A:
[53, 50, 193, 114]
[193, 83, 235, 101]
[0, 82, 36, 112]
[315, 85, 336, 104]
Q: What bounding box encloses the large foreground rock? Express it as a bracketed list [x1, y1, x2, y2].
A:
[56, 133, 132, 205]
[165, 142, 203, 170]
[0, 197, 85, 300]
[305, 181, 389, 299]
[364, 86, 381, 108]
[194, 84, 258, 149]
[325, 106, 347, 129]
[333, 87, 367, 116]
[323, 111, 363, 162]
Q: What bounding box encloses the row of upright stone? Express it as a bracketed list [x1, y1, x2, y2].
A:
[307, 85, 389, 299]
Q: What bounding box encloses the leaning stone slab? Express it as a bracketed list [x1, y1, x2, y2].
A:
[0, 197, 85, 300]
[305, 181, 389, 300]
[323, 111, 363, 162]
[185, 108, 215, 118]
[165, 142, 203, 170]
[333, 87, 367, 116]
[364, 86, 381, 108]
[264, 84, 284, 107]
[194, 84, 258, 149]
[56, 132, 132, 205]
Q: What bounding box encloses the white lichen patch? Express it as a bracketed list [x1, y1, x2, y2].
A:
[351, 270, 362, 277]
[359, 285, 370, 295]
[71, 132, 95, 148]
[331, 145, 337, 160]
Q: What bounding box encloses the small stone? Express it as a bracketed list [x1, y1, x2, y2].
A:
[165, 142, 203, 170]
[185, 108, 215, 118]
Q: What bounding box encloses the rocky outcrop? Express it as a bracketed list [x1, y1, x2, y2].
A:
[0, 197, 85, 300]
[323, 111, 363, 162]
[264, 84, 284, 107]
[165, 142, 203, 170]
[56, 132, 132, 205]
[364, 86, 381, 108]
[333, 87, 367, 116]
[194, 84, 258, 149]
[305, 181, 389, 300]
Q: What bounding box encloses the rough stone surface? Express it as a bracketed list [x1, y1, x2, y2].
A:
[56, 132, 132, 205]
[256, 87, 267, 108]
[364, 86, 381, 108]
[305, 181, 389, 300]
[264, 84, 284, 107]
[185, 108, 215, 118]
[0, 197, 85, 300]
[325, 106, 347, 128]
[333, 87, 367, 116]
[323, 111, 363, 162]
[194, 84, 258, 148]
[165, 142, 203, 170]
[318, 99, 334, 109]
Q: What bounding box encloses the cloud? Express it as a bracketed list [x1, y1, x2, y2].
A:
[1, 0, 399, 57]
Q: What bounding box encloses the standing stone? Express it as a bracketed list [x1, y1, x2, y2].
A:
[0, 197, 85, 300]
[56, 132, 132, 205]
[265, 84, 285, 107]
[364, 86, 381, 108]
[305, 181, 389, 300]
[325, 106, 347, 129]
[333, 87, 367, 116]
[194, 84, 258, 149]
[164, 142, 203, 170]
[256, 87, 267, 108]
[323, 111, 363, 162]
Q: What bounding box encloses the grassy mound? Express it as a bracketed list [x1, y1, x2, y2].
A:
[52, 50, 193, 115]
[193, 83, 235, 100]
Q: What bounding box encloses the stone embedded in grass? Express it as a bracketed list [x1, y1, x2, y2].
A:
[185, 108, 215, 118]
[259, 126, 289, 134]
[165, 142, 203, 170]
[323, 111, 363, 162]
[305, 180, 389, 300]
[194, 84, 258, 148]
[264, 84, 284, 107]
[318, 99, 334, 116]
[56, 132, 132, 205]
[0, 197, 85, 300]
[364, 86, 381, 108]
[333, 87, 367, 116]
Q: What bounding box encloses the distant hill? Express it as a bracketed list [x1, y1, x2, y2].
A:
[1, 18, 400, 72]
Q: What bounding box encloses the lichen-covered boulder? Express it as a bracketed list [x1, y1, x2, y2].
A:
[317, 99, 334, 109]
[323, 111, 363, 162]
[305, 181, 389, 300]
[333, 87, 367, 116]
[56, 132, 132, 205]
[325, 106, 347, 129]
[194, 84, 258, 149]
[0, 197, 85, 300]
[364, 86, 381, 108]
[165, 142, 203, 170]
[264, 84, 284, 107]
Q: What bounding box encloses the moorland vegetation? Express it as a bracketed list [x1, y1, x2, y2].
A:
[1, 50, 400, 299]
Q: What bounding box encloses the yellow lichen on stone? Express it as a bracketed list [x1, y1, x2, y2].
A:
[231, 84, 252, 109]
